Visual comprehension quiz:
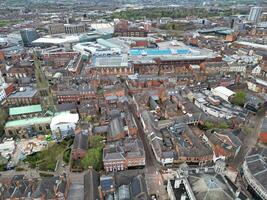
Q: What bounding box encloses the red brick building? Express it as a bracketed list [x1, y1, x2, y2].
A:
[103, 138, 145, 172]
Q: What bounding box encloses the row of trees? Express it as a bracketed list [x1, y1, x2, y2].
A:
[111, 7, 238, 20]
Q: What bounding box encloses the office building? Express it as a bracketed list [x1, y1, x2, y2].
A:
[20, 28, 39, 47]
[248, 7, 262, 22]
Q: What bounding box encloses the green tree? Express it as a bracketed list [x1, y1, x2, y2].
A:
[81, 147, 103, 171]
[231, 91, 246, 106]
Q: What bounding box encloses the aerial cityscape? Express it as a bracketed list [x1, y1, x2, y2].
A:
[0, 0, 267, 199]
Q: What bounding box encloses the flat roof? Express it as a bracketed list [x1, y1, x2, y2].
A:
[130, 48, 191, 56]
[234, 41, 267, 51]
[8, 87, 38, 99]
[32, 35, 79, 44]
[9, 104, 42, 116]
[92, 54, 129, 68]
[5, 117, 52, 128]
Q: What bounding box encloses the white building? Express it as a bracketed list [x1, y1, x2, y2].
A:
[50, 112, 79, 139]
[211, 86, 235, 103]
[248, 7, 263, 22]
[0, 139, 15, 159]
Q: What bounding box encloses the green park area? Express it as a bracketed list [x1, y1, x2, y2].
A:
[0, 19, 23, 27]
[24, 138, 73, 171]
[111, 7, 241, 21]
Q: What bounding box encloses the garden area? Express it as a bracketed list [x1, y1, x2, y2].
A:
[24, 138, 73, 171]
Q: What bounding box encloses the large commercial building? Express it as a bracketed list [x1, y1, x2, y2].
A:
[20, 28, 39, 47]
[248, 7, 263, 22]
[48, 23, 87, 35]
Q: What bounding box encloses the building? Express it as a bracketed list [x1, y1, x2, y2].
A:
[204, 129, 242, 160]
[248, 7, 262, 22]
[211, 86, 235, 103]
[52, 83, 96, 104]
[84, 168, 100, 200]
[103, 138, 145, 172]
[64, 23, 86, 34]
[0, 139, 15, 159]
[48, 23, 65, 35]
[6, 87, 39, 106]
[114, 20, 149, 37]
[9, 104, 43, 120]
[50, 112, 79, 140]
[259, 117, 267, 143]
[5, 117, 52, 138]
[242, 147, 267, 200]
[167, 165, 247, 200]
[72, 128, 89, 160]
[20, 28, 39, 47]
[107, 116, 125, 141]
[0, 173, 69, 199]
[86, 54, 133, 76]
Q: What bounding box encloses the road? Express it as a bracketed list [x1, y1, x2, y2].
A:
[129, 102, 168, 199]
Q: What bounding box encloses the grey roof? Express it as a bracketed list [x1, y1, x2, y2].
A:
[261, 117, 267, 133]
[108, 117, 124, 138]
[130, 175, 148, 200]
[31, 173, 68, 199]
[104, 152, 126, 161]
[118, 185, 130, 200]
[3, 175, 38, 199]
[245, 147, 267, 191]
[206, 129, 242, 150]
[8, 87, 38, 98]
[84, 168, 100, 200]
[56, 103, 77, 112]
[91, 54, 129, 68]
[93, 125, 109, 134]
[103, 138, 145, 162]
[188, 173, 235, 200]
[73, 131, 89, 151]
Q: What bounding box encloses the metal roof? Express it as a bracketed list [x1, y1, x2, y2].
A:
[9, 104, 42, 116]
[5, 117, 52, 128]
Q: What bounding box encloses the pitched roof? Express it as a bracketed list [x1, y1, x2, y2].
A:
[84, 169, 100, 200]
[73, 131, 89, 151]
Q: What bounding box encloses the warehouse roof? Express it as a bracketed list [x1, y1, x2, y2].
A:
[212, 86, 235, 98]
[5, 117, 52, 128]
[9, 104, 42, 116]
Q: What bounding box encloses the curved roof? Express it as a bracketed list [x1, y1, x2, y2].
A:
[50, 112, 79, 127]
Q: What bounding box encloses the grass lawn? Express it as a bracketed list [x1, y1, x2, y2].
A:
[24, 138, 73, 171]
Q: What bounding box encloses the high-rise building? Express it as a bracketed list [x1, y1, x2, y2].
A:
[248, 6, 262, 22]
[20, 28, 39, 47]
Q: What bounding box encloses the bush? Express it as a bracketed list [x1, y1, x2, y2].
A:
[63, 148, 71, 164]
[39, 172, 54, 177]
[15, 167, 25, 171]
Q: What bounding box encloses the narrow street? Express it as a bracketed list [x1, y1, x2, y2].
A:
[129, 102, 168, 199]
